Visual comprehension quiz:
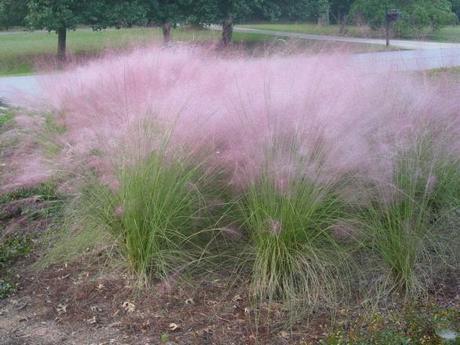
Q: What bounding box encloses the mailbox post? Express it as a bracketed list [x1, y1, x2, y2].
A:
[385, 9, 400, 47]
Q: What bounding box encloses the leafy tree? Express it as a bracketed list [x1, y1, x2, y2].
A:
[188, 0, 251, 46]
[247, 0, 283, 22]
[317, 0, 330, 25]
[26, 0, 144, 60]
[350, 0, 388, 29]
[409, 0, 456, 30]
[185, 0, 216, 27]
[329, 0, 354, 26]
[217, 1, 252, 46]
[253, 0, 316, 22]
[140, 0, 190, 43]
[200, 0, 335, 46]
[27, 0, 90, 60]
[190, 0, 284, 46]
[351, 0, 456, 36]
[85, 0, 146, 30]
[251, 0, 344, 24]
[449, 0, 460, 20]
[0, 0, 28, 30]
[109, 1, 147, 28]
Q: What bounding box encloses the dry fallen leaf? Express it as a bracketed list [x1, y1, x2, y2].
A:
[232, 295, 242, 302]
[122, 301, 136, 313]
[279, 331, 289, 339]
[57, 274, 70, 280]
[87, 316, 97, 324]
[56, 304, 67, 315]
[141, 319, 151, 331]
[90, 305, 102, 312]
[169, 323, 180, 331]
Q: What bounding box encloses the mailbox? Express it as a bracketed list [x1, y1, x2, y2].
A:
[386, 9, 400, 23]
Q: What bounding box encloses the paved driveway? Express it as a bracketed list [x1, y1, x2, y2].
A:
[0, 75, 40, 106]
[234, 26, 460, 50]
[232, 26, 460, 72]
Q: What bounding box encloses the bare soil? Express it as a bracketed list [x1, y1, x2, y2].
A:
[0, 238, 314, 345]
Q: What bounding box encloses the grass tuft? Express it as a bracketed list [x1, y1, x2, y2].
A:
[80, 149, 225, 283]
[240, 172, 349, 322]
[360, 135, 460, 295]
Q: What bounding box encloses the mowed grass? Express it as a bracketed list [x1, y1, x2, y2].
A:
[241, 23, 460, 42]
[426, 25, 460, 42]
[0, 27, 276, 76]
[427, 66, 460, 82]
[0, 26, 394, 76]
[241, 23, 370, 37]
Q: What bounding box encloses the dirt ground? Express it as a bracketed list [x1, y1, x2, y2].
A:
[1, 209, 458, 345]
[0, 219, 314, 345]
[0, 255, 267, 345]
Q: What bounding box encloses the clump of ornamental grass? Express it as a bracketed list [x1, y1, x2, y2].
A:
[360, 133, 460, 296]
[81, 147, 227, 283]
[117, 153, 205, 280]
[236, 136, 352, 323]
[34, 45, 460, 316]
[241, 178, 348, 319]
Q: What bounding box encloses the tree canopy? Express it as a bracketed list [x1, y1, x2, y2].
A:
[26, 0, 88, 32]
[449, 0, 460, 20]
[350, 0, 457, 35]
[84, 0, 146, 30]
[0, 0, 28, 29]
[26, 0, 94, 59]
[140, 0, 191, 42]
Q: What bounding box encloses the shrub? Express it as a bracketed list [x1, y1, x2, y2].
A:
[0, 280, 15, 299]
[0, 109, 13, 128]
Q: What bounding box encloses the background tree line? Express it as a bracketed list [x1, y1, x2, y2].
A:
[0, 0, 458, 60]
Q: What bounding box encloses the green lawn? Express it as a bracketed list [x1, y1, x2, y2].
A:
[0, 27, 393, 76]
[0, 27, 284, 76]
[427, 66, 460, 81]
[241, 23, 367, 37]
[241, 23, 460, 42]
[425, 26, 460, 42]
[0, 28, 212, 75]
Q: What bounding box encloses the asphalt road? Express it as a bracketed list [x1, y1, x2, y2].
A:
[234, 26, 460, 50]
[0, 75, 41, 107]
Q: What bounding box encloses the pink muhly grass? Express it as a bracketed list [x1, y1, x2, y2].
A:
[426, 175, 438, 195]
[35, 44, 460, 199]
[268, 219, 282, 236]
[31, 43, 460, 314]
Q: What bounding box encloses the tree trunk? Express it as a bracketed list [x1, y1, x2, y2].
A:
[57, 27, 67, 61]
[385, 19, 390, 47]
[222, 17, 233, 47]
[339, 14, 347, 34]
[318, 12, 330, 26]
[317, 0, 330, 26]
[162, 22, 172, 44]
